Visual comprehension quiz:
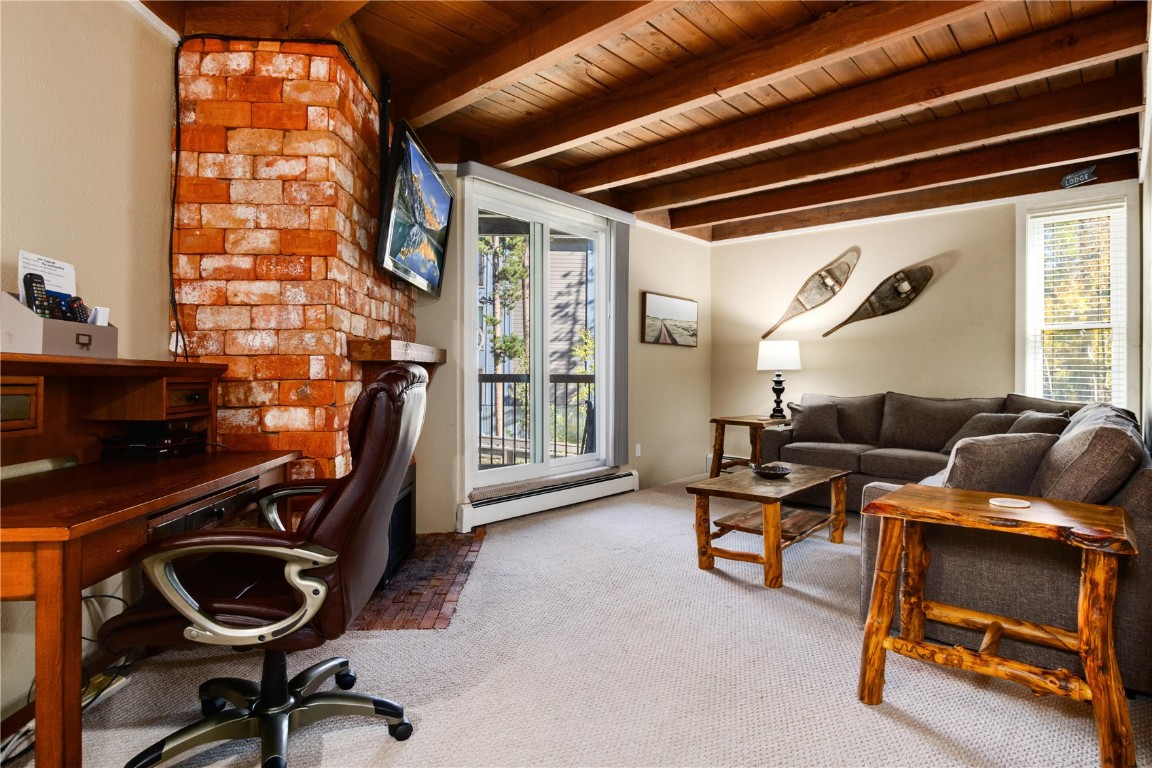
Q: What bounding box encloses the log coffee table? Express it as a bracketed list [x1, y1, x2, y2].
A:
[686, 463, 849, 588]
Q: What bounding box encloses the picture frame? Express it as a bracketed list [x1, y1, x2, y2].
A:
[641, 291, 698, 347]
[375, 120, 454, 297]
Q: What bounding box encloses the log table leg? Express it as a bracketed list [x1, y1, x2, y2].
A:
[1078, 549, 1135, 768]
[747, 423, 764, 468]
[694, 494, 714, 570]
[761, 500, 783, 588]
[859, 516, 905, 705]
[829, 476, 847, 544]
[709, 423, 725, 478]
[900, 522, 928, 642]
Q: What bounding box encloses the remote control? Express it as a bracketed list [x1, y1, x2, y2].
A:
[22, 273, 51, 318]
[65, 296, 89, 323]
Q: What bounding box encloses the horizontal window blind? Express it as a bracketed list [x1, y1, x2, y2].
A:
[1024, 198, 1127, 407]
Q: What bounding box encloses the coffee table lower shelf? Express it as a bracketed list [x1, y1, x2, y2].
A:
[713, 506, 832, 547]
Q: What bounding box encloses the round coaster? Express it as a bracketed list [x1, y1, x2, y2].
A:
[989, 497, 1031, 509]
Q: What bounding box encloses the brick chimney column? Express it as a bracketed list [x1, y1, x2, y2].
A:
[171, 38, 415, 479]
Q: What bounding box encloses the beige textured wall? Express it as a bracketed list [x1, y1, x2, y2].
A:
[410, 171, 464, 533]
[1, 0, 174, 360]
[709, 204, 1018, 459]
[627, 224, 713, 486]
[0, 0, 175, 720]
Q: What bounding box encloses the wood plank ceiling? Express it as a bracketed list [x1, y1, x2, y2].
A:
[147, 1, 1148, 241]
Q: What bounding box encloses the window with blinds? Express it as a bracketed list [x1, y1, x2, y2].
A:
[1023, 198, 1128, 407]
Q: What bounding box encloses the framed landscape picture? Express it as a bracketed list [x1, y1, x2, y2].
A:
[642, 291, 698, 347]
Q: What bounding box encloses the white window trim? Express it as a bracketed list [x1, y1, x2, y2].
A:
[460, 174, 624, 496]
[1014, 179, 1140, 408]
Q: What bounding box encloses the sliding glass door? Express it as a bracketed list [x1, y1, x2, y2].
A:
[465, 180, 615, 491]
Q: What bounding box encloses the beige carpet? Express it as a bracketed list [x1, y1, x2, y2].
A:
[72, 477, 1150, 767]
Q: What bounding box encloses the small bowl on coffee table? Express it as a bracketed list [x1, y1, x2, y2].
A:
[751, 463, 791, 479]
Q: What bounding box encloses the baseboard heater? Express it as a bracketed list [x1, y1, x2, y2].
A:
[457, 470, 639, 531]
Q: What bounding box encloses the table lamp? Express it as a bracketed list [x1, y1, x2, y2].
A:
[757, 340, 801, 419]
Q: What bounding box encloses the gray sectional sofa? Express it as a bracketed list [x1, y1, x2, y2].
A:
[759, 391, 1084, 512]
[759, 391, 1152, 694]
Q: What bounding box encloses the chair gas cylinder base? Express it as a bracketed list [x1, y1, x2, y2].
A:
[858, 485, 1138, 768]
[125, 651, 412, 768]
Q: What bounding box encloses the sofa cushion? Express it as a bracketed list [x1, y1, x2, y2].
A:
[940, 413, 1020, 454]
[860, 448, 949, 482]
[944, 433, 1060, 495]
[879, 393, 1006, 452]
[1007, 409, 1069, 436]
[787, 402, 843, 443]
[1005, 393, 1085, 415]
[1030, 421, 1144, 504]
[800, 393, 885, 445]
[780, 442, 873, 473]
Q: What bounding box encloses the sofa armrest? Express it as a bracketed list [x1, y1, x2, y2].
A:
[759, 425, 794, 463]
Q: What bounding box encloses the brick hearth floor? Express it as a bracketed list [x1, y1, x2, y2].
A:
[350, 528, 485, 631]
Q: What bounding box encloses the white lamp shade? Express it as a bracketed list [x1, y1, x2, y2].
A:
[757, 340, 801, 371]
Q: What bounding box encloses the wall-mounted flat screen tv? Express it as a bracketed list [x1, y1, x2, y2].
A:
[375, 121, 454, 297]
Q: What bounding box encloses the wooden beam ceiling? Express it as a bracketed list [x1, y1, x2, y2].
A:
[480, 1, 992, 168]
[396, 1, 678, 128]
[709, 155, 1140, 240]
[140, 1, 1150, 240]
[618, 72, 1144, 214]
[561, 3, 1148, 194]
[671, 119, 1140, 229]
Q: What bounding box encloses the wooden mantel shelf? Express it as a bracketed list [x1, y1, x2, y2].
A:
[346, 339, 446, 365]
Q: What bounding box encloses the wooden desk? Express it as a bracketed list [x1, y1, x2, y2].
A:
[0, 353, 303, 766]
[1, 450, 298, 768]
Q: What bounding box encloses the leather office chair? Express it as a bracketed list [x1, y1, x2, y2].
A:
[98, 363, 428, 768]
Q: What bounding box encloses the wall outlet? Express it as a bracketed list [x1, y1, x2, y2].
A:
[634, 443, 641, 458]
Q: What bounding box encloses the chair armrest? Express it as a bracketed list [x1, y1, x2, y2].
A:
[759, 425, 794, 463]
[137, 528, 338, 647]
[252, 480, 338, 530]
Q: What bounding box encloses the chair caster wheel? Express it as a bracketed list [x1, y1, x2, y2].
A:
[388, 721, 413, 741]
[335, 670, 357, 690]
[200, 697, 228, 717]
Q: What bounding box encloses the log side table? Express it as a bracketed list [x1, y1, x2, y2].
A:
[858, 484, 1138, 768]
[708, 415, 790, 478]
[686, 463, 848, 588]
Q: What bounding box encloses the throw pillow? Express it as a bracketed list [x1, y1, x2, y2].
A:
[1029, 424, 1144, 503]
[1007, 409, 1070, 436]
[940, 413, 1019, 455]
[787, 402, 843, 443]
[943, 433, 1060, 495]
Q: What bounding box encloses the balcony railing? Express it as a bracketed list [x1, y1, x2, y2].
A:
[478, 372, 595, 468]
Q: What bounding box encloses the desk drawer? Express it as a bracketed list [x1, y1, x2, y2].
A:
[81, 480, 260, 584]
[0, 377, 43, 436]
[146, 480, 259, 538]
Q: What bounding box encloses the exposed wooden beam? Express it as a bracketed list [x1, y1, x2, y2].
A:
[287, 2, 367, 38]
[620, 71, 1143, 214]
[183, 1, 290, 38]
[329, 17, 381, 98]
[482, 1, 989, 167]
[709, 155, 1139, 241]
[141, 1, 186, 35]
[562, 3, 1148, 194]
[399, 1, 676, 128]
[671, 120, 1139, 229]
